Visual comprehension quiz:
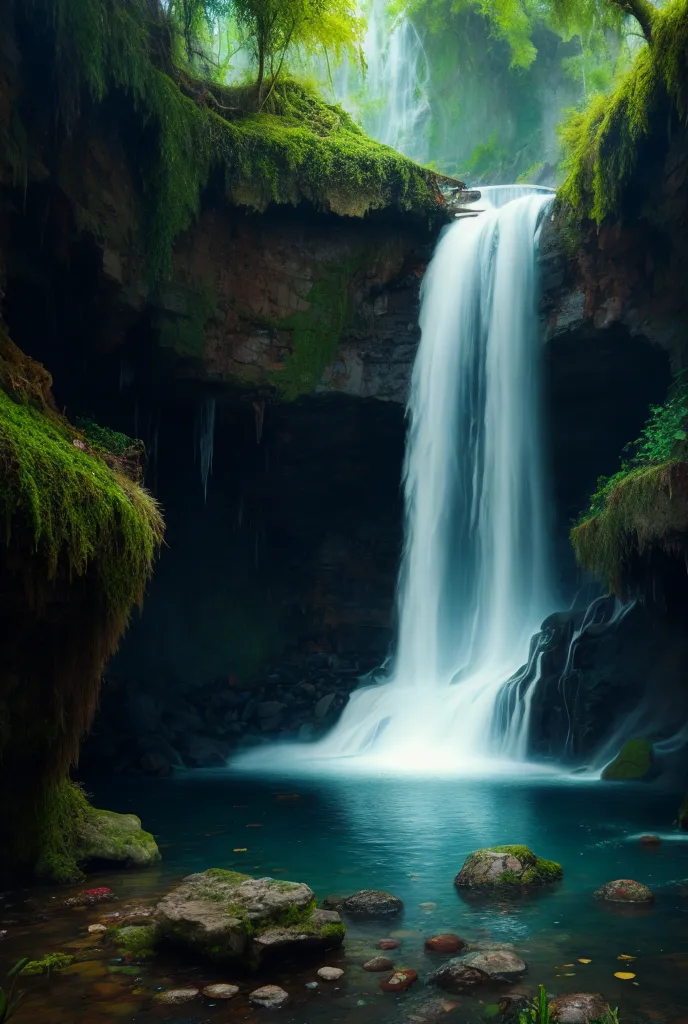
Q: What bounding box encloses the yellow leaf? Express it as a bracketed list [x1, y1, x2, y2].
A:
[617, 954, 635, 960]
[564, 972, 576, 977]
[563, 964, 574, 968]
[578, 959, 592, 964]
[233, 847, 248, 853]
[614, 972, 636, 980]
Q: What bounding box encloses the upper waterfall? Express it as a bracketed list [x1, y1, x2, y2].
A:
[234, 188, 556, 775]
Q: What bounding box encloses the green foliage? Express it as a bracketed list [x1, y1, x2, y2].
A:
[320, 921, 346, 941]
[21, 954, 75, 977]
[518, 984, 551, 1024]
[32, 782, 89, 883]
[601, 737, 653, 780]
[75, 418, 138, 456]
[205, 868, 251, 882]
[461, 133, 510, 179]
[0, 960, 29, 1023]
[559, 0, 688, 222]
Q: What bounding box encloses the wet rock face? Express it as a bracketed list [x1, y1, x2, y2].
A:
[593, 879, 654, 903]
[154, 870, 344, 967]
[455, 846, 562, 888]
[601, 738, 653, 780]
[430, 950, 527, 993]
[549, 993, 609, 1023]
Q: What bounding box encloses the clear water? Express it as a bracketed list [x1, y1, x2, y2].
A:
[3, 773, 688, 1023]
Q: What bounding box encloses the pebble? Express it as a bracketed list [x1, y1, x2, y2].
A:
[424, 934, 465, 954]
[362, 957, 395, 972]
[378, 939, 401, 950]
[202, 983, 239, 999]
[88, 924, 107, 934]
[305, 981, 319, 989]
[154, 988, 199, 1004]
[249, 985, 290, 1008]
[380, 969, 418, 993]
[318, 966, 344, 981]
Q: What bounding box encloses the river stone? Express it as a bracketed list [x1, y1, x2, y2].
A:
[593, 878, 654, 903]
[76, 807, 161, 868]
[380, 969, 418, 992]
[317, 966, 344, 981]
[550, 993, 609, 1023]
[430, 950, 527, 992]
[155, 988, 199, 1004]
[340, 890, 404, 919]
[378, 939, 401, 950]
[249, 985, 289, 1008]
[362, 956, 395, 971]
[154, 870, 345, 966]
[601, 738, 653, 780]
[639, 834, 661, 846]
[202, 983, 239, 999]
[424, 934, 466, 954]
[455, 846, 562, 888]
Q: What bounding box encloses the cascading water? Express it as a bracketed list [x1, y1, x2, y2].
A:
[235, 188, 556, 774]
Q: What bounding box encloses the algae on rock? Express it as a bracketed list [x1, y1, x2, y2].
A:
[455, 845, 563, 888]
[601, 738, 653, 780]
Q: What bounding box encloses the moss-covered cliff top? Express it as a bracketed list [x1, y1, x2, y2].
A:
[14, 0, 444, 280]
[558, 0, 688, 223]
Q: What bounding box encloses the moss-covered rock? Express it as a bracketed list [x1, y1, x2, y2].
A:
[154, 870, 345, 967]
[115, 924, 158, 959]
[600, 739, 653, 781]
[77, 807, 160, 868]
[455, 845, 563, 888]
[21, 953, 75, 975]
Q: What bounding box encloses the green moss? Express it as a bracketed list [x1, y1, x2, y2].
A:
[496, 870, 522, 885]
[319, 921, 346, 941]
[33, 781, 89, 884]
[0, 383, 163, 619]
[31, 0, 441, 280]
[116, 925, 158, 958]
[77, 807, 161, 866]
[22, 953, 74, 976]
[534, 858, 564, 882]
[559, 0, 688, 223]
[492, 844, 536, 864]
[601, 738, 653, 780]
[205, 869, 251, 883]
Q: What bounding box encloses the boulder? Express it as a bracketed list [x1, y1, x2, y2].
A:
[550, 993, 609, 1023]
[362, 956, 395, 971]
[601, 739, 653, 781]
[338, 890, 404, 919]
[154, 870, 345, 967]
[424, 934, 466, 954]
[430, 950, 527, 993]
[593, 879, 653, 903]
[76, 808, 161, 868]
[155, 988, 199, 1004]
[455, 846, 562, 888]
[249, 985, 289, 1008]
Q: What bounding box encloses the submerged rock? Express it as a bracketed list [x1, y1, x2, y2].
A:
[336, 890, 404, 919]
[600, 739, 653, 781]
[362, 956, 395, 971]
[549, 993, 608, 1023]
[317, 966, 344, 981]
[249, 985, 289, 1008]
[155, 988, 199, 1004]
[455, 846, 562, 888]
[378, 938, 401, 950]
[380, 968, 418, 992]
[76, 808, 161, 868]
[639, 834, 661, 845]
[593, 879, 654, 903]
[424, 934, 466, 954]
[430, 950, 527, 993]
[154, 870, 345, 967]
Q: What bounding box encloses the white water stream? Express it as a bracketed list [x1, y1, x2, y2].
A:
[235, 189, 556, 775]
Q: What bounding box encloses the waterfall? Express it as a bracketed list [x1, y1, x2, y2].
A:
[353, 0, 431, 162]
[234, 189, 556, 775]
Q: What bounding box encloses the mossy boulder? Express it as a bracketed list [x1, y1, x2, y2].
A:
[601, 739, 653, 781]
[455, 845, 563, 888]
[593, 878, 653, 903]
[115, 924, 158, 959]
[77, 807, 161, 868]
[154, 870, 345, 967]
[328, 889, 404, 919]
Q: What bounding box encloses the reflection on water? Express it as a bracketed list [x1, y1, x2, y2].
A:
[2, 773, 688, 1024]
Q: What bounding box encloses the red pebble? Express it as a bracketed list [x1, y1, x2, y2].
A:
[380, 969, 418, 993]
[424, 934, 466, 954]
[378, 939, 401, 950]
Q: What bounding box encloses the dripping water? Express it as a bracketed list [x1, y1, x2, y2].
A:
[195, 397, 216, 502]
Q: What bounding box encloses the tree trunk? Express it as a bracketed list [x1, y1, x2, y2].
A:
[610, 0, 656, 41]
